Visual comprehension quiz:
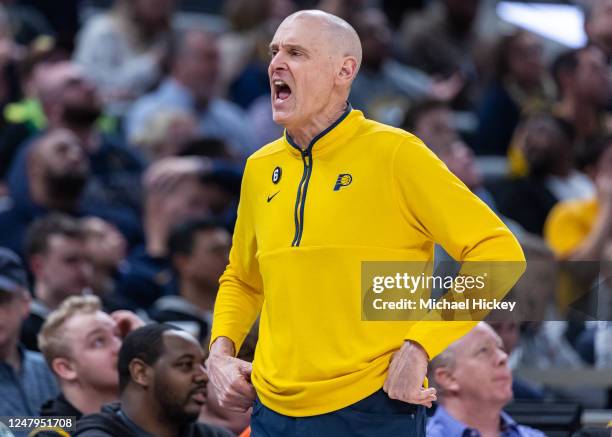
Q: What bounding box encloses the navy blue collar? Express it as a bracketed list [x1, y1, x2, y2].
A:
[285, 103, 353, 153]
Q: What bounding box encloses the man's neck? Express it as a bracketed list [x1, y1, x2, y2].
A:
[443, 398, 503, 437]
[181, 280, 216, 314]
[0, 338, 21, 371]
[121, 391, 180, 437]
[286, 102, 348, 151]
[62, 383, 118, 415]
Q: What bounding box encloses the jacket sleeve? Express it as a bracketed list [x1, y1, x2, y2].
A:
[209, 161, 264, 354]
[392, 135, 526, 359]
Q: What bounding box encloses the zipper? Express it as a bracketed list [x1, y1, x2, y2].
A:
[286, 103, 352, 247]
[292, 149, 312, 246]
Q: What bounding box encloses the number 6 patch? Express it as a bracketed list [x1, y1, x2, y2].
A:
[272, 166, 282, 184]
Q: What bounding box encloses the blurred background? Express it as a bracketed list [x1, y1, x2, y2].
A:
[0, 0, 611, 436]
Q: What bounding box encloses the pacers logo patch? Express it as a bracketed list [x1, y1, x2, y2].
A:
[333, 173, 352, 191]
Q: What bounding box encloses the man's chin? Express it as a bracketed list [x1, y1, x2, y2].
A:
[182, 406, 201, 422]
[272, 109, 294, 127]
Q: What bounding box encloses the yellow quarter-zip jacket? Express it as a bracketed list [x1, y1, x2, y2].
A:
[211, 107, 525, 416]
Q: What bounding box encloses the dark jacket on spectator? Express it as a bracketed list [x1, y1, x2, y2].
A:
[40, 393, 83, 420]
[74, 402, 233, 437]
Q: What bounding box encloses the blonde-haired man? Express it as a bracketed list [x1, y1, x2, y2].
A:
[38, 295, 144, 418]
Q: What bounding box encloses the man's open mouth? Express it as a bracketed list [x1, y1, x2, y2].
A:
[273, 80, 292, 102]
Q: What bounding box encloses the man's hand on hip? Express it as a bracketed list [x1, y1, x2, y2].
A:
[207, 337, 256, 412]
[383, 340, 437, 407]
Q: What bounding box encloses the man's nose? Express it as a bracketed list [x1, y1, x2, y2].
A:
[496, 347, 509, 366]
[269, 52, 287, 73]
[194, 363, 208, 382]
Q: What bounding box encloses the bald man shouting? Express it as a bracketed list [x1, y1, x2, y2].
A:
[207, 10, 525, 436]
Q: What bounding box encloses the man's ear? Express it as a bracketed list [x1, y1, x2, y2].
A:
[433, 366, 459, 394]
[129, 358, 152, 388]
[53, 357, 78, 382]
[337, 57, 359, 84]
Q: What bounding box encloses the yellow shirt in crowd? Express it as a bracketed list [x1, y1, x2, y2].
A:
[211, 108, 525, 416]
[544, 197, 598, 258]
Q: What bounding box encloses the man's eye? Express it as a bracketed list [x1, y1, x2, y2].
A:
[92, 337, 106, 347]
[179, 362, 193, 371]
[290, 50, 300, 56]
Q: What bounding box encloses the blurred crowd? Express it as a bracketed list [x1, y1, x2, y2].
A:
[0, 0, 612, 435]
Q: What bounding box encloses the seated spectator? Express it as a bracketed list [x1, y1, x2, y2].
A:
[126, 29, 255, 158]
[474, 29, 554, 155]
[73, 0, 176, 114]
[551, 46, 612, 149]
[38, 295, 144, 419]
[427, 322, 546, 437]
[490, 115, 593, 235]
[0, 247, 58, 417]
[20, 214, 93, 351]
[35, 61, 145, 215]
[0, 128, 142, 256]
[150, 219, 231, 343]
[351, 9, 463, 126]
[545, 134, 612, 260]
[74, 323, 233, 437]
[116, 158, 213, 309]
